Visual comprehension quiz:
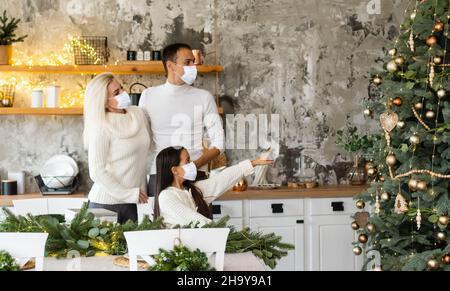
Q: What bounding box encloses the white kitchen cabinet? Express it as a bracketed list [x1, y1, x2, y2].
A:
[249, 217, 304, 271]
[212, 200, 244, 230]
[306, 197, 362, 271]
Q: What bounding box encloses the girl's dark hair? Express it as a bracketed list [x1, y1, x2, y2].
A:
[153, 146, 211, 220]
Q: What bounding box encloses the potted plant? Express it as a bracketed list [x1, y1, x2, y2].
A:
[0, 10, 27, 65]
[336, 126, 380, 185]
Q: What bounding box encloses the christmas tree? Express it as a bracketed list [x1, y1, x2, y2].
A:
[354, 0, 450, 271]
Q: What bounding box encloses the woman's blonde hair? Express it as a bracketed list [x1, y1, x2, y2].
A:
[83, 72, 115, 150]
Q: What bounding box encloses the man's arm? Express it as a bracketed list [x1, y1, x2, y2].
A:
[194, 92, 225, 169]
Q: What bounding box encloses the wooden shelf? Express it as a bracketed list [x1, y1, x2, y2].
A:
[0, 107, 83, 115]
[0, 107, 224, 116]
[0, 63, 223, 75]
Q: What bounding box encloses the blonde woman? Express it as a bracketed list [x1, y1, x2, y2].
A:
[83, 72, 150, 223]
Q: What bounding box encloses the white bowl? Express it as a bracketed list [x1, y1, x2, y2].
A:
[40, 161, 76, 188]
[43, 155, 79, 176]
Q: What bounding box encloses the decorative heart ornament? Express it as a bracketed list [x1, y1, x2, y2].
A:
[380, 111, 399, 133]
[354, 211, 370, 228]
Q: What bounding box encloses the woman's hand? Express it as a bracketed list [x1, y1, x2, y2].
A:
[251, 159, 274, 167]
[139, 190, 149, 204]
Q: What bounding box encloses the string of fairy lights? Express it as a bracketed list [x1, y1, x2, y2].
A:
[0, 36, 104, 108]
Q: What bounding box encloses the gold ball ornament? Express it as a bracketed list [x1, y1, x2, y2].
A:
[438, 215, 449, 226]
[416, 181, 427, 191]
[365, 162, 375, 171]
[442, 254, 450, 265]
[367, 168, 377, 177]
[351, 221, 360, 230]
[387, 61, 399, 73]
[397, 121, 406, 128]
[386, 154, 397, 166]
[381, 192, 390, 201]
[434, 21, 445, 32]
[379, 175, 386, 182]
[427, 259, 439, 270]
[426, 35, 438, 47]
[434, 56, 443, 64]
[426, 111, 436, 119]
[414, 102, 423, 110]
[410, 11, 417, 20]
[437, 89, 447, 99]
[408, 179, 419, 190]
[388, 48, 397, 56]
[358, 234, 368, 244]
[353, 246, 362, 256]
[366, 223, 376, 233]
[394, 56, 405, 66]
[437, 232, 446, 241]
[363, 109, 372, 116]
[356, 200, 366, 209]
[410, 135, 420, 145]
[427, 188, 438, 198]
[393, 97, 403, 106]
[373, 76, 382, 85]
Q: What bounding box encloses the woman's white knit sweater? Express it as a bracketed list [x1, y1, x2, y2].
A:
[88, 106, 151, 205]
[158, 160, 255, 227]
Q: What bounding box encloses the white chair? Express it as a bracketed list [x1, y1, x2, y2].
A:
[13, 199, 48, 216]
[47, 198, 88, 215]
[124, 228, 230, 271]
[0, 233, 48, 271]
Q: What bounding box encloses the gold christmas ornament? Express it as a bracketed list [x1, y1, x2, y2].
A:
[379, 176, 386, 182]
[363, 109, 372, 116]
[410, 135, 420, 145]
[356, 200, 365, 209]
[426, 110, 436, 119]
[365, 162, 375, 171]
[427, 259, 439, 270]
[410, 11, 417, 20]
[394, 56, 405, 66]
[381, 192, 390, 201]
[408, 179, 419, 190]
[353, 246, 362, 256]
[386, 154, 397, 166]
[426, 35, 438, 47]
[380, 111, 399, 133]
[437, 89, 447, 99]
[414, 102, 423, 110]
[367, 168, 377, 177]
[373, 76, 382, 85]
[427, 188, 437, 198]
[416, 208, 422, 230]
[366, 223, 376, 233]
[438, 215, 449, 226]
[442, 254, 450, 265]
[409, 32, 415, 52]
[393, 97, 403, 106]
[416, 181, 427, 191]
[358, 234, 368, 244]
[437, 232, 446, 241]
[397, 121, 406, 128]
[434, 56, 443, 64]
[388, 48, 397, 56]
[434, 21, 445, 32]
[387, 60, 399, 73]
[351, 221, 360, 230]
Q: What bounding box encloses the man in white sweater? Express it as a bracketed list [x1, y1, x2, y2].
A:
[139, 43, 225, 197]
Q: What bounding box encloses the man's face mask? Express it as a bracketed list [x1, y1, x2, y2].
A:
[174, 63, 197, 85]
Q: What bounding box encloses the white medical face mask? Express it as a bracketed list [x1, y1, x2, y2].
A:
[114, 91, 131, 109]
[181, 162, 197, 181]
[175, 64, 197, 85]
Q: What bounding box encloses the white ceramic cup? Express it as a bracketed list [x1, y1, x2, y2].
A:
[31, 90, 44, 108]
[47, 86, 60, 108]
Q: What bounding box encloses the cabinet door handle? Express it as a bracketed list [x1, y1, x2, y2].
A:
[296, 220, 304, 224]
[212, 205, 222, 215]
[271, 203, 284, 214]
[331, 201, 344, 212]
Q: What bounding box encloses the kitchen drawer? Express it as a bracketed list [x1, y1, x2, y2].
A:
[308, 197, 357, 216]
[249, 199, 304, 217]
[211, 200, 243, 218]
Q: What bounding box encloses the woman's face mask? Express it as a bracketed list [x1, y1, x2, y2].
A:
[114, 91, 131, 109]
[180, 162, 197, 181]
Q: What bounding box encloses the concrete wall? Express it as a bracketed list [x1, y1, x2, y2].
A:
[0, 0, 408, 193]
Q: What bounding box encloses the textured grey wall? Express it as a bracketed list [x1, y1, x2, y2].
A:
[0, 0, 408, 193]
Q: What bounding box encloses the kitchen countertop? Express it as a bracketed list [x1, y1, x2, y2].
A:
[0, 185, 367, 207]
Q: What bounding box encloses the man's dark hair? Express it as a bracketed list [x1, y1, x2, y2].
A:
[162, 43, 192, 74]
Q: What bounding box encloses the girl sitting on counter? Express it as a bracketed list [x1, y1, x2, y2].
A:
[153, 146, 273, 227]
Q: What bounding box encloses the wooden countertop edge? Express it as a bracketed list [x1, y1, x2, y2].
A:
[0, 186, 367, 207]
